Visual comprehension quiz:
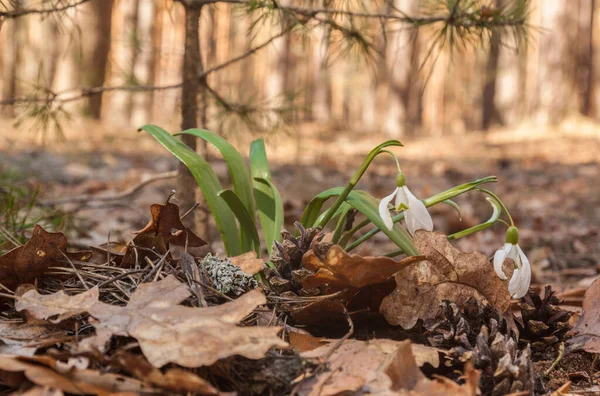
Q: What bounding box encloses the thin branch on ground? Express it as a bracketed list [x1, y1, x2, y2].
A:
[39, 171, 177, 206]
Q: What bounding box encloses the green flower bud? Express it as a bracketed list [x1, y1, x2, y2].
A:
[395, 172, 406, 187]
[505, 226, 519, 245]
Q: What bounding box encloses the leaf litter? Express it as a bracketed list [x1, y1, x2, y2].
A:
[0, 200, 598, 394]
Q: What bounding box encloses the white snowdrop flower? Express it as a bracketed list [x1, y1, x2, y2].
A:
[378, 173, 433, 235]
[493, 226, 531, 299]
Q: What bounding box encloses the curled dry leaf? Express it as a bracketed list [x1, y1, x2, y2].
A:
[229, 252, 264, 275]
[134, 202, 206, 248]
[381, 230, 513, 329]
[0, 225, 67, 291]
[301, 245, 425, 293]
[567, 278, 600, 353]
[16, 275, 288, 368]
[297, 339, 474, 396]
[122, 202, 206, 267]
[0, 354, 154, 395]
[112, 351, 218, 394]
[0, 322, 68, 356]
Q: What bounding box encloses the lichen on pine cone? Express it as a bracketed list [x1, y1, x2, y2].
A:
[265, 222, 325, 296]
[518, 285, 572, 360]
[426, 299, 533, 396]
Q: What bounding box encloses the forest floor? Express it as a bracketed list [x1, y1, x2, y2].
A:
[0, 116, 599, 394]
[2, 116, 598, 291]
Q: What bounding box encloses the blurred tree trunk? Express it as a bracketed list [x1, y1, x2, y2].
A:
[578, 0, 595, 117]
[482, 1, 504, 130]
[111, 0, 140, 123]
[82, 0, 115, 119]
[130, 0, 157, 126]
[592, 1, 600, 119]
[309, 25, 331, 122]
[178, 4, 203, 230]
[383, 0, 419, 137]
[535, 1, 578, 124]
[1, 1, 22, 118]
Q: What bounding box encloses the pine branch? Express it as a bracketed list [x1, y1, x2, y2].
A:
[0, 24, 292, 107]
[0, 0, 91, 19]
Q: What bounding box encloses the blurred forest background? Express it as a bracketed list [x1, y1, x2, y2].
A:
[2, 0, 600, 136]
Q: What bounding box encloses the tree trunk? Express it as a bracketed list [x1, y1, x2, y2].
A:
[83, 0, 115, 119]
[1, 1, 22, 118]
[482, 1, 504, 130]
[535, 1, 578, 124]
[130, 0, 157, 126]
[382, 0, 419, 137]
[578, 0, 594, 116]
[178, 4, 202, 230]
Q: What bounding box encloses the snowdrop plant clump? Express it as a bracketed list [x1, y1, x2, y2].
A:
[142, 125, 531, 295]
[494, 226, 532, 298]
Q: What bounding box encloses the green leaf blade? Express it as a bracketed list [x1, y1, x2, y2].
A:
[139, 124, 241, 256]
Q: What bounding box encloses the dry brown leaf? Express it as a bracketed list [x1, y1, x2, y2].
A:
[121, 203, 206, 267]
[288, 332, 327, 353]
[133, 203, 206, 248]
[0, 322, 68, 356]
[385, 341, 480, 395]
[229, 252, 264, 275]
[297, 339, 468, 396]
[301, 245, 425, 293]
[112, 351, 217, 394]
[11, 386, 64, 396]
[0, 225, 67, 291]
[0, 354, 154, 395]
[381, 230, 513, 329]
[16, 275, 288, 368]
[567, 278, 600, 353]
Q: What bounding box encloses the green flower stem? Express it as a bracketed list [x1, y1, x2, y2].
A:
[447, 197, 502, 240]
[475, 188, 514, 226]
[345, 176, 498, 252]
[316, 140, 403, 228]
[379, 149, 402, 173]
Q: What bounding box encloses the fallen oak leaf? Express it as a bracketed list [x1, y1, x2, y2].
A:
[0, 354, 155, 395]
[0, 322, 69, 356]
[567, 278, 600, 353]
[301, 245, 425, 293]
[297, 339, 468, 396]
[16, 275, 288, 368]
[229, 252, 264, 275]
[133, 202, 206, 248]
[112, 351, 218, 394]
[0, 225, 67, 291]
[381, 230, 513, 329]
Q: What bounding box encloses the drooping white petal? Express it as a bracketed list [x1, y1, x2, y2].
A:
[493, 243, 513, 280]
[508, 267, 521, 297]
[403, 186, 433, 235]
[395, 186, 409, 210]
[378, 188, 399, 231]
[506, 244, 519, 264]
[511, 245, 531, 298]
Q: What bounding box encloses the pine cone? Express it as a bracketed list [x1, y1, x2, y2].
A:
[426, 300, 533, 396]
[518, 285, 572, 360]
[266, 222, 324, 295]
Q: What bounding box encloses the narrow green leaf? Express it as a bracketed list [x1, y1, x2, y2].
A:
[253, 177, 283, 255]
[249, 139, 282, 255]
[139, 124, 241, 256]
[218, 189, 261, 255]
[177, 129, 255, 217]
[250, 138, 271, 180]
